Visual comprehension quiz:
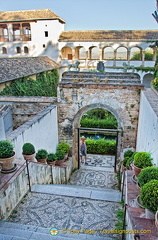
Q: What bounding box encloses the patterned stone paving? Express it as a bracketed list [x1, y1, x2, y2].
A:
[8, 192, 121, 239]
[85, 154, 115, 168]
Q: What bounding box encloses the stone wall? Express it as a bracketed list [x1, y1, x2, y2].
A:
[0, 158, 73, 220]
[58, 82, 143, 168]
[136, 88, 158, 166]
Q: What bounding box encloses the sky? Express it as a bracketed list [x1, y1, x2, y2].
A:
[1, 0, 158, 31]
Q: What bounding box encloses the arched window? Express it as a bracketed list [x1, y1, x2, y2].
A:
[144, 47, 154, 61]
[116, 47, 127, 60]
[16, 46, 21, 54]
[2, 47, 7, 54]
[103, 47, 114, 59]
[24, 46, 29, 53]
[75, 46, 86, 59]
[130, 47, 142, 60]
[89, 46, 99, 60]
[143, 74, 154, 88]
[61, 47, 72, 60]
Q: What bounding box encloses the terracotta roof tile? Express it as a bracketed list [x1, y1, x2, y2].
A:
[0, 9, 65, 23]
[59, 30, 158, 41]
[0, 56, 60, 83]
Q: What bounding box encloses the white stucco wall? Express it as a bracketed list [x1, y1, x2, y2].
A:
[136, 91, 158, 166]
[7, 105, 58, 159]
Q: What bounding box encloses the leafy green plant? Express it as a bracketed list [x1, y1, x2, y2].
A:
[140, 179, 158, 213]
[47, 153, 57, 162]
[0, 69, 59, 97]
[0, 140, 14, 158]
[133, 152, 152, 168]
[57, 142, 70, 154]
[80, 117, 117, 129]
[35, 149, 48, 160]
[115, 209, 124, 230]
[22, 143, 35, 155]
[86, 138, 116, 155]
[138, 166, 158, 187]
[55, 150, 65, 160]
[124, 150, 134, 158]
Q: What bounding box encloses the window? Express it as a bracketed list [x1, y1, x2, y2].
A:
[45, 31, 48, 37]
[2, 47, 7, 54]
[24, 46, 29, 53]
[43, 44, 46, 48]
[16, 47, 21, 54]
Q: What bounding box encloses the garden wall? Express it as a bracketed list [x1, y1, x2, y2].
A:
[136, 89, 158, 166]
[0, 158, 73, 220]
[7, 105, 58, 160]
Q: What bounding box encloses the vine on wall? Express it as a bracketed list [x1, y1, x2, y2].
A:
[0, 69, 59, 97]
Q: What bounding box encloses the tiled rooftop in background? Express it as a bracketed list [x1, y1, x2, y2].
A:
[0, 56, 60, 83]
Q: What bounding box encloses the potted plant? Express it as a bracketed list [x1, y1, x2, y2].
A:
[138, 166, 158, 188]
[35, 149, 48, 164]
[47, 153, 57, 165]
[133, 152, 152, 177]
[57, 142, 70, 160]
[0, 140, 16, 173]
[55, 150, 65, 166]
[140, 179, 158, 219]
[22, 143, 35, 161]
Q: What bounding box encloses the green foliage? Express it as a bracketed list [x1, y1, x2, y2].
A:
[22, 143, 35, 155]
[47, 153, 57, 162]
[115, 209, 124, 230]
[135, 66, 155, 73]
[151, 77, 158, 91]
[124, 150, 134, 158]
[57, 142, 70, 154]
[0, 140, 14, 158]
[138, 166, 158, 187]
[56, 150, 65, 160]
[140, 179, 158, 213]
[80, 118, 117, 129]
[131, 51, 153, 61]
[85, 138, 116, 155]
[0, 69, 59, 97]
[134, 152, 153, 168]
[35, 149, 48, 160]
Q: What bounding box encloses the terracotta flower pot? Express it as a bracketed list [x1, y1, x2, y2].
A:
[145, 209, 155, 219]
[23, 153, 35, 162]
[47, 160, 56, 166]
[135, 195, 145, 209]
[55, 158, 65, 166]
[155, 211, 158, 229]
[0, 152, 17, 173]
[133, 164, 142, 177]
[37, 158, 47, 164]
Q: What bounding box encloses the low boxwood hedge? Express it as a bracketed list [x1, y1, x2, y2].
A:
[86, 138, 116, 155]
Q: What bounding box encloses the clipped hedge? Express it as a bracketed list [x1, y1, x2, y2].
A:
[86, 138, 116, 155]
[80, 117, 117, 129]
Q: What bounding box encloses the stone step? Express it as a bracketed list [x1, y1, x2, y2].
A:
[31, 184, 121, 202]
[0, 221, 114, 240]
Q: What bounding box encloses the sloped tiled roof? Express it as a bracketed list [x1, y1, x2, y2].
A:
[0, 56, 60, 83]
[0, 9, 65, 23]
[59, 30, 158, 41]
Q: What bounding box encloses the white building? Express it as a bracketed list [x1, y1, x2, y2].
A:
[0, 9, 158, 84]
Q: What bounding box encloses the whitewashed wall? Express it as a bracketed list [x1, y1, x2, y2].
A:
[136, 91, 158, 166]
[7, 105, 58, 159]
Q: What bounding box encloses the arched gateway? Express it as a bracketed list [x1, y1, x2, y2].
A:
[58, 72, 143, 169]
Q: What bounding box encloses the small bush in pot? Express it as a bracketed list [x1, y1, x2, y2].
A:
[140, 179, 158, 214]
[56, 150, 65, 160]
[35, 149, 48, 163]
[134, 152, 153, 169]
[22, 143, 35, 155]
[0, 140, 14, 158]
[57, 142, 70, 154]
[138, 166, 158, 187]
[124, 150, 134, 158]
[47, 153, 57, 165]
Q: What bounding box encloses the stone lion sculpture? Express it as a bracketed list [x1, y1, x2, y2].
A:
[68, 61, 80, 71]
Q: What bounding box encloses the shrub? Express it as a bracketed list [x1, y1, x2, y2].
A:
[80, 117, 117, 129]
[140, 179, 158, 213]
[56, 150, 65, 160]
[122, 157, 129, 167]
[22, 143, 35, 155]
[47, 153, 57, 162]
[35, 149, 48, 160]
[124, 150, 134, 158]
[86, 138, 116, 155]
[57, 142, 70, 154]
[138, 166, 158, 187]
[133, 152, 152, 168]
[0, 140, 14, 158]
